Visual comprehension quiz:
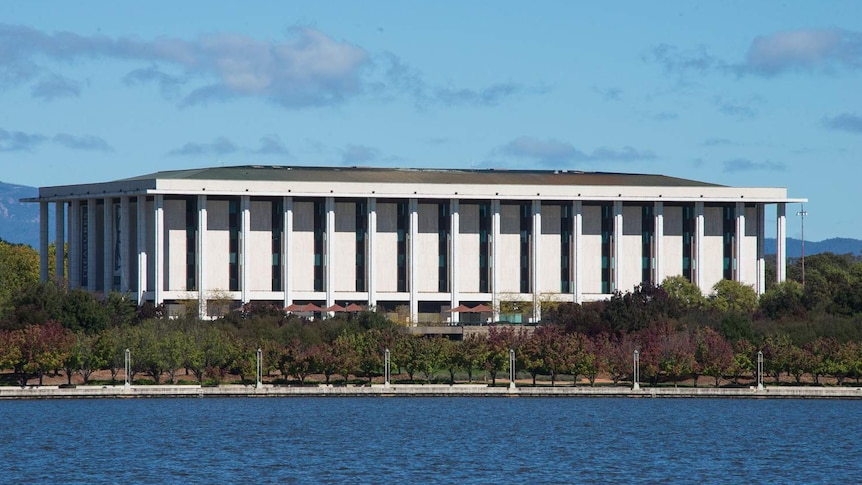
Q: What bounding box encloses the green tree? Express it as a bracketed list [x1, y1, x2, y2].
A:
[0, 240, 41, 319]
[661, 275, 706, 315]
[63, 331, 107, 385]
[759, 280, 805, 320]
[709, 280, 758, 315]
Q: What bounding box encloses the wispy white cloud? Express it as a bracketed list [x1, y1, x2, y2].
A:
[0, 24, 541, 110]
[723, 158, 786, 172]
[713, 96, 759, 120]
[701, 138, 733, 147]
[167, 136, 238, 156]
[341, 144, 379, 164]
[646, 29, 862, 78]
[377, 52, 544, 108]
[497, 136, 656, 167]
[743, 29, 862, 76]
[0, 128, 47, 152]
[0, 127, 112, 152]
[251, 135, 290, 156]
[644, 43, 723, 75]
[0, 24, 370, 108]
[822, 113, 862, 133]
[53, 133, 112, 151]
[593, 86, 623, 102]
[31, 74, 81, 100]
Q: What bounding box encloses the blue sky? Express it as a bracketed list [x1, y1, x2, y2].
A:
[1, 2, 860, 240]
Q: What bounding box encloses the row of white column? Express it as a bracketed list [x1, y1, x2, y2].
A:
[40, 198, 789, 321]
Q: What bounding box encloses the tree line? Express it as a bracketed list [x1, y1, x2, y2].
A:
[1, 238, 861, 387]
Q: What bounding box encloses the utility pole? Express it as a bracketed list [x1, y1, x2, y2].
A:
[796, 205, 807, 287]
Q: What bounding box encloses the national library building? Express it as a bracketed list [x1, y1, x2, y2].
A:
[28, 166, 805, 323]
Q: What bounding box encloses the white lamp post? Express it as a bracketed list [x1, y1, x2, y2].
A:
[633, 349, 640, 391]
[256, 347, 263, 389]
[509, 349, 516, 389]
[124, 348, 130, 388]
[756, 351, 764, 390]
[384, 348, 391, 387]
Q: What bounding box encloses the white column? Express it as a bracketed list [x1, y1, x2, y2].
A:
[654, 201, 664, 285]
[55, 201, 65, 281]
[573, 201, 583, 304]
[776, 202, 786, 283]
[324, 196, 335, 309]
[39, 202, 49, 282]
[449, 198, 460, 324]
[87, 199, 97, 293]
[613, 201, 623, 293]
[283, 196, 293, 309]
[367, 197, 377, 308]
[408, 198, 419, 324]
[153, 195, 164, 306]
[694, 202, 705, 290]
[69, 200, 81, 288]
[756, 203, 766, 295]
[240, 195, 251, 304]
[531, 200, 541, 322]
[103, 198, 114, 293]
[120, 197, 131, 293]
[491, 199, 501, 321]
[136, 195, 148, 305]
[197, 195, 207, 318]
[735, 202, 745, 283]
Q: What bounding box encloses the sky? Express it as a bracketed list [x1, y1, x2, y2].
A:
[1, 2, 860, 241]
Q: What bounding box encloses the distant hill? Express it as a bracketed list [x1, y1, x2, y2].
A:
[765, 238, 862, 258]
[0, 181, 51, 248]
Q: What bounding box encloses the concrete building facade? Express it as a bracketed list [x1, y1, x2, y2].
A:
[28, 165, 805, 323]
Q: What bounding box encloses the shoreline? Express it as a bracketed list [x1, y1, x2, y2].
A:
[2, 384, 861, 400]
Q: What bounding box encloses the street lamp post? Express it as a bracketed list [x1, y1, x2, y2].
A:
[633, 350, 640, 391]
[384, 348, 391, 387]
[509, 349, 516, 390]
[256, 347, 262, 389]
[756, 351, 764, 391]
[796, 206, 808, 287]
[124, 348, 130, 388]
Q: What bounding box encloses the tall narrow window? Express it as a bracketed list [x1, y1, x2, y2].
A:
[519, 202, 531, 293]
[81, 203, 89, 287]
[682, 204, 694, 282]
[396, 200, 408, 293]
[641, 205, 654, 284]
[601, 203, 613, 294]
[560, 203, 572, 293]
[438, 201, 450, 292]
[272, 198, 283, 292]
[479, 201, 491, 293]
[313, 200, 325, 292]
[228, 199, 239, 291]
[185, 197, 198, 291]
[355, 200, 367, 292]
[723, 204, 735, 280]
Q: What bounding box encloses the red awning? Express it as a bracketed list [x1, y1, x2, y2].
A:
[287, 303, 323, 312]
[445, 304, 472, 313]
[344, 303, 365, 312]
[467, 304, 493, 313]
[324, 304, 347, 312]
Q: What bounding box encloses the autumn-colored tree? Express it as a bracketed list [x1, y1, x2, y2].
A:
[484, 326, 522, 386]
[695, 327, 733, 387]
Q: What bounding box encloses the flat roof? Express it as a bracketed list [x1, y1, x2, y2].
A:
[27, 164, 806, 204]
[119, 165, 723, 188]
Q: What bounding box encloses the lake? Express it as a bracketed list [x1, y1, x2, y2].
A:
[1, 397, 860, 483]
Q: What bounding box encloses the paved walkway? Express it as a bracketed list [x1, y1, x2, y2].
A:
[2, 384, 861, 399]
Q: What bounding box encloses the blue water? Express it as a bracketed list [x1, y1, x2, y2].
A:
[1, 397, 860, 483]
